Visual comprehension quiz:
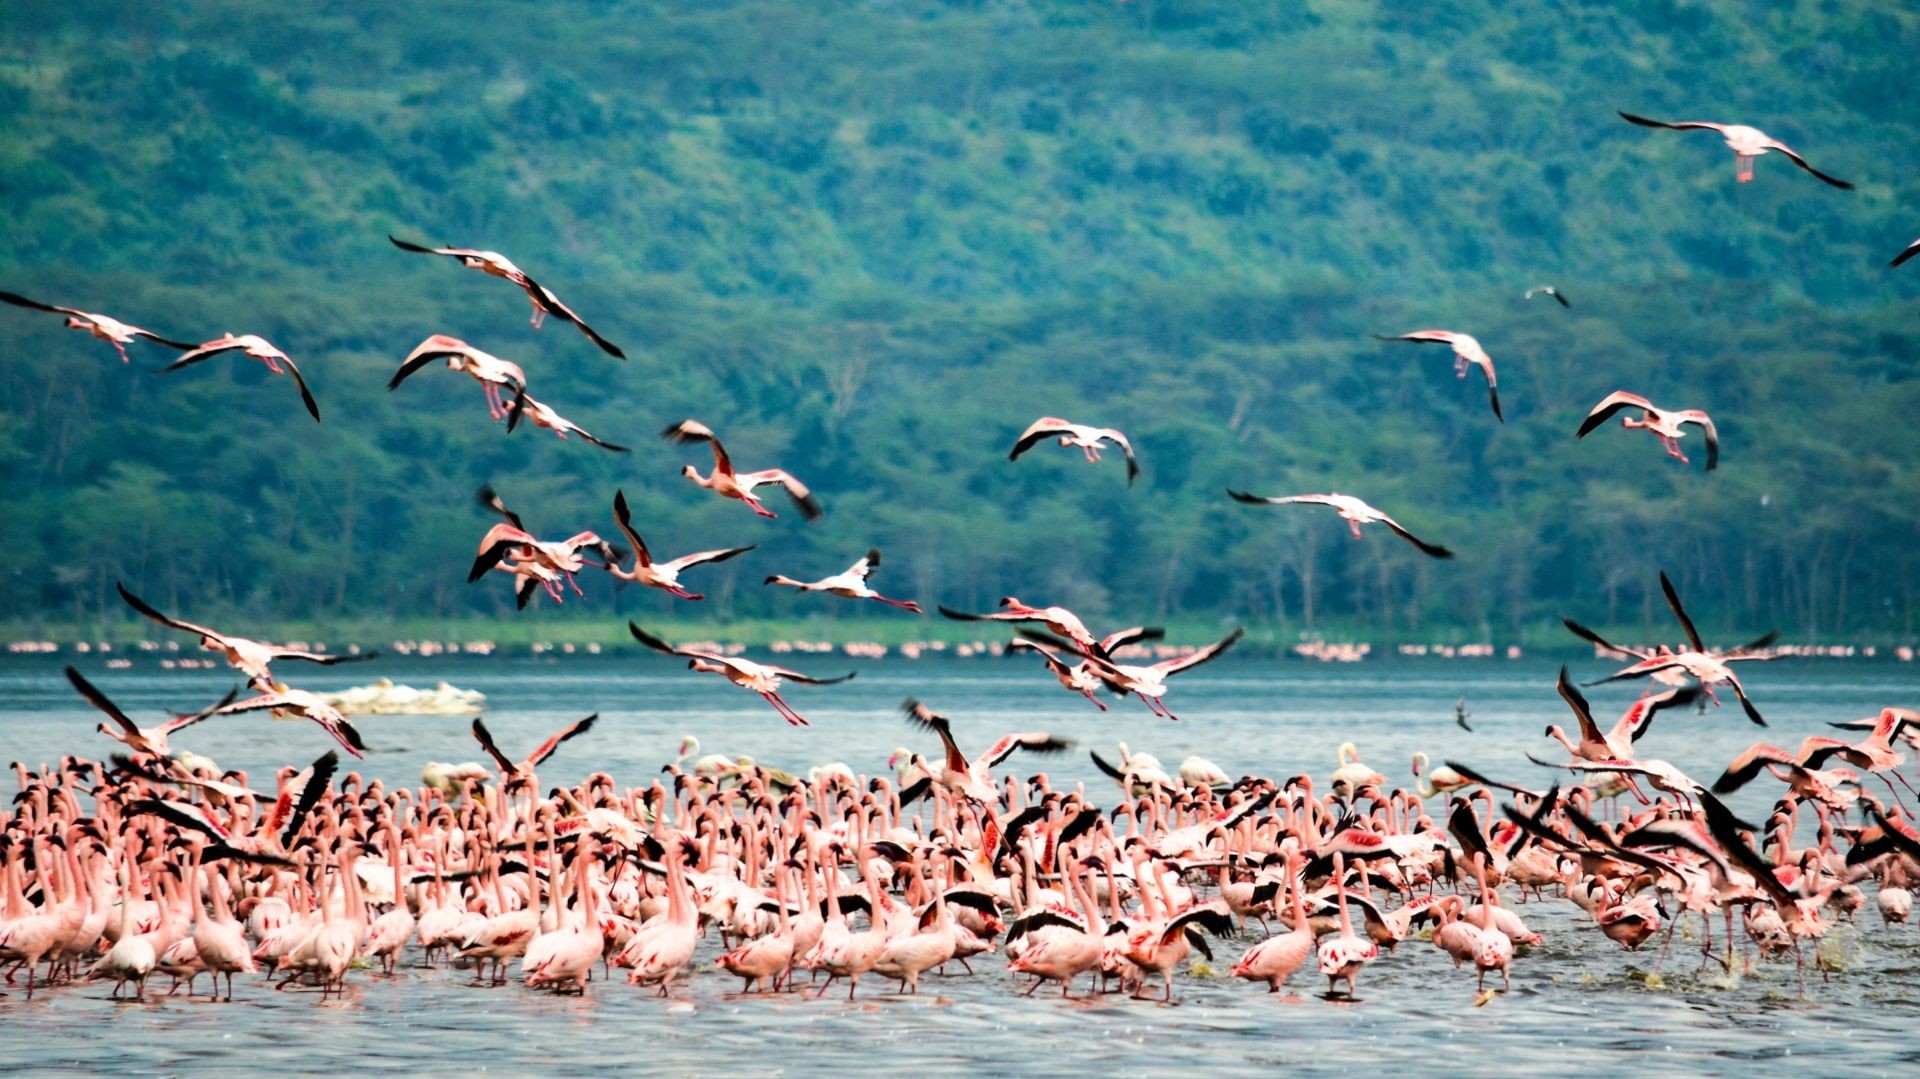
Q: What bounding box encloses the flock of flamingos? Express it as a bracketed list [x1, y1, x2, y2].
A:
[4, 110, 1920, 1012]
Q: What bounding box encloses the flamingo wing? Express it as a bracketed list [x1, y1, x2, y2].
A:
[1761, 139, 1853, 190]
[1674, 411, 1719, 471]
[770, 666, 855, 686]
[1658, 571, 1706, 652]
[525, 713, 599, 768]
[1576, 391, 1655, 439]
[1373, 330, 1460, 346]
[278, 353, 322, 422]
[469, 717, 518, 774]
[846, 548, 880, 583]
[1893, 239, 1920, 269]
[627, 621, 705, 659]
[1097, 428, 1141, 484]
[661, 544, 755, 573]
[660, 420, 732, 475]
[65, 665, 144, 740]
[1226, 489, 1336, 507]
[162, 339, 248, 371]
[116, 582, 226, 642]
[1153, 627, 1245, 675]
[1555, 666, 1608, 748]
[0, 290, 84, 317]
[521, 273, 625, 359]
[742, 470, 823, 520]
[1008, 417, 1074, 461]
[977, 732, 1073, 769]
[1099, 625, 1165, 653]
[1379, 515, 1454, 559]
[610, 489, 653, 566]
[1560, 617, 1650, 659]
[1617, 112, 1726, 133]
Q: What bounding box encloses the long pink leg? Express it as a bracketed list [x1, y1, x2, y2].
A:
[873, 595, 921, 612]
[747, 499, 778, 519]
[111, 341, 131, 364]
[1737, 154, 1754, 182]
[1348, 520, 1364, 540]
[529, 295, 546, 329]
[1081, 689, 1108, 711]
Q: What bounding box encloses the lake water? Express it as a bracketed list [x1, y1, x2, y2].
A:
[3, 654, 1918, 1075]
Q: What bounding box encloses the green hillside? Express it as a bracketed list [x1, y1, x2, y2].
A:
[4, 1, 1918, 645]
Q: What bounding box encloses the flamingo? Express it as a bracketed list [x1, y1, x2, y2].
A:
[469, 522, 607, 609]
[116, 582, 376, 689]
[628, 622, 854, 726]
[1228, 490, 1452, 558]
[1024, 627, 1244, 721]
[938, 597, 1122, 657]
[764, 548, 922, 613]
[504, 392, 629, 452]
[1524, 285, 1570, 308]
[1576, 391, 1720, 471]
[388, 236, 625, 357]
[197, 684, 370, 759]
[1569, 572, 1775, 725]
[468, 714, 599, 785]
[898, 698, 1070, 803]
[1231, 849, 1315, 991]
[0, 291, 193, 362]
[1008, 417, 1140, 485]
[1372, 330, 1503, 421]
[161, 333, 321, 421]
[661, 419, 822, 520]
[389, 334, 528, 421]
[524, 838, 606, 992]
[1618, 113, 1853, 188]
[1330, 743, 1386, 796]
[1316, 853, 1379, 997]
[1006, 637, 1111, 710]
[65, 666, 236, 758]
[599, 490, 755, 600]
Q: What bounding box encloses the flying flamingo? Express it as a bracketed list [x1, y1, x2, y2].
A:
[1618, 113, 1853, 188]
[469, 522, 606, 608]
[162, 333, 321, 421]
[1568, 571, 1775, 725]
[1373, 330, 1503, 421]
[764, 548, 923, 612]
[898, 698, 1070, 803]
[1006, 637, 1111, 710]
[0, 291, 193, 362]
[660, 419, 823, 521]
[1524, 286, 1570, 308]
[1576, 391, 1720, 471]
[198, 684, 370, 758]
[116, 582, 376, 688]
[388, 235, 625, 357]
[599, 489, 755, 600]
[1021, 627, 1244, 720]
[936, 597, 1122, 657]
[468, 713, 600, 784]
[1228, 489, 1453, 558]
[628, 622, 854, 726]
[1008, 417, 1140, 485]
[389, 334, 528, 421]
[504, 392, 629, 452]
[65, 666, 237, 758]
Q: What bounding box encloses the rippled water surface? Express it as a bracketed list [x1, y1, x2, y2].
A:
[3, 654, 1919, 1075]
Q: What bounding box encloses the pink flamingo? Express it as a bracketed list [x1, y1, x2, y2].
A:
[0, 291, 193, 362]
[388, 236, 624, 357]
[1619, 113, 1852, 188]
[162, 333, 321, 421]
[1577, 391, 1720, 471]
[660, 419, 823, 520]
[1373, 330, 1503, 421]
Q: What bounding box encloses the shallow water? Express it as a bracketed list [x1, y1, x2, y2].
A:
[3, 654, 1918, 1075]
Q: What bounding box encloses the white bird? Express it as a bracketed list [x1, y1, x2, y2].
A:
[1373, 330, 1502, 421]
[505, 392, 629, 452]
[764, 548, 922, 612]
[1618, 112, 1852, 189]
[1228, 490, 1452, 558]
[1524, 285, 1570, 308]
[1009, 417, 1140, 485]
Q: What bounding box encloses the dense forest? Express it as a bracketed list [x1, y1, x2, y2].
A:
[3, 1, 1919, 646]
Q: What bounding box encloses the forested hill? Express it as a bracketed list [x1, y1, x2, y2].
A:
[3, 2, 1919, 645]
